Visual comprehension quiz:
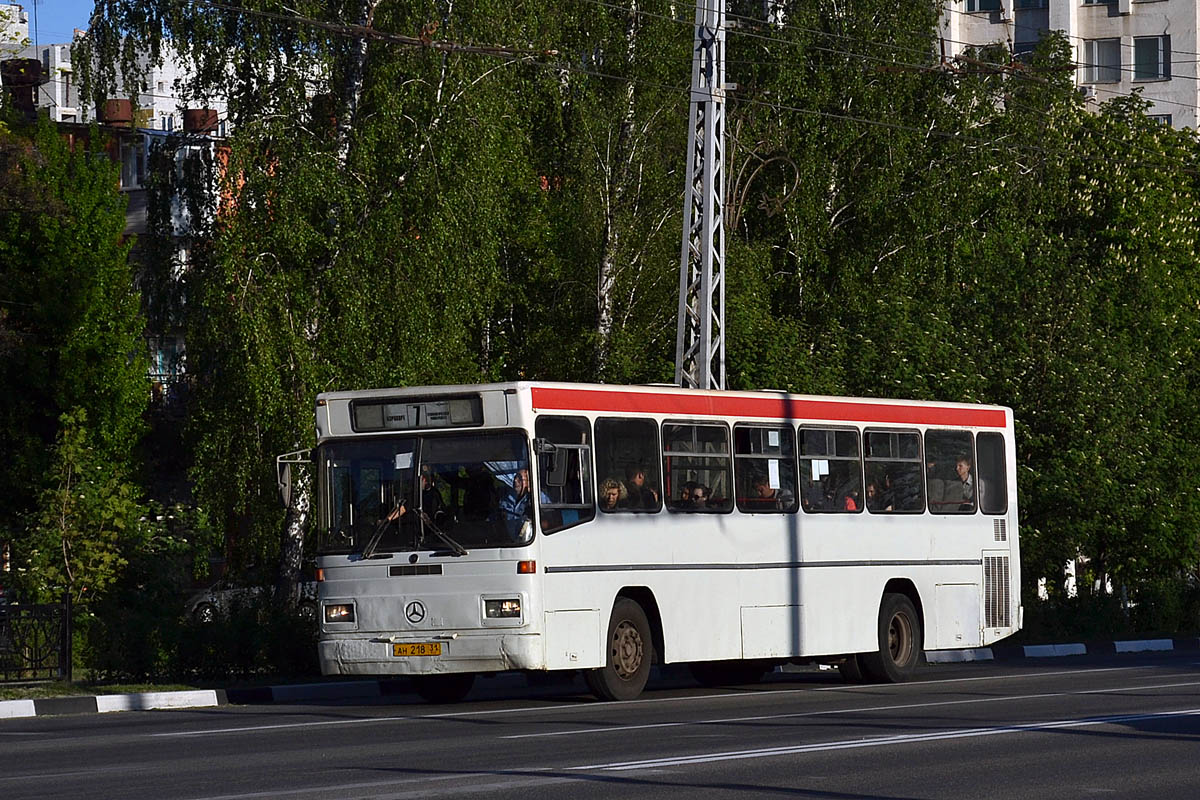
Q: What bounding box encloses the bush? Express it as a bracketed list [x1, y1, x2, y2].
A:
[176, 594, 319, 681]
[1018, 577, 1200, 644]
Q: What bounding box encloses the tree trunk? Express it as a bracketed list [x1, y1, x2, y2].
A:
[595, 0, 639, 377]
[276, 468, 311, 607]
[335, 0, 382, 167]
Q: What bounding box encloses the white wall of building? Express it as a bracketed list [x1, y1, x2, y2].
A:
[0, 2, 28, 57]
[940, 0, 1199, 129]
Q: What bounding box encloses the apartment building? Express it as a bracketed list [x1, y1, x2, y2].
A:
[940, 0, 1197, 128]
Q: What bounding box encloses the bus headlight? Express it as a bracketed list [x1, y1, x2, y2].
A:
[324, 603, 355, 623]
[484, 598, 522, 619]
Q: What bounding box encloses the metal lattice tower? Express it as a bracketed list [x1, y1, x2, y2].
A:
[674, 0, 728, 391]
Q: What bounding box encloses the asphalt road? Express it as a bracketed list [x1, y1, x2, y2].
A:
[2, 654, 1198, 799]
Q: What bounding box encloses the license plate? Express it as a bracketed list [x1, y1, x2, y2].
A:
[393, 642, 442, 657]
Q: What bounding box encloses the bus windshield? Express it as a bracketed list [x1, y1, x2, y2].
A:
[316, 431, 533, 554]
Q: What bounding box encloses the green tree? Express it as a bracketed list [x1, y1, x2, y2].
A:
[0, 116, 148, 583]
[22, 410, 150, 605]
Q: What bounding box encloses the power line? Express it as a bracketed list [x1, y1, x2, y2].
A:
[567, 0, 1200, 118]
[111, 0, 1196, 174]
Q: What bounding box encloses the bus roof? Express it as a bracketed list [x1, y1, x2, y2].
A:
[317, 382, 1011, 429]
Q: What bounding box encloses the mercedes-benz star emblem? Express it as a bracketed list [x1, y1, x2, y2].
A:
[405, 600, 426, 624]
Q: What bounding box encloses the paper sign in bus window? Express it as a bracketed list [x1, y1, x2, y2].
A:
[768, 459, 781, 489]
[812, 459, 829, 479]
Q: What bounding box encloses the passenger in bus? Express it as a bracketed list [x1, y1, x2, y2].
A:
[745, 474, 793, 511]
[866, 480, 892, 512]
[673, 481, 699, 510]
[621, 466, 659, 510]
[947, 456, 975, 510]
[689, 484, 711, 509]
[599, 477, 627, 512]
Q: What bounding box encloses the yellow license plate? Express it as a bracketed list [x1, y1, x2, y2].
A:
[393, 642, 442, 657]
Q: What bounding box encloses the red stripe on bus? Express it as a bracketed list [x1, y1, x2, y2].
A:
[530, 387, 1007, 428]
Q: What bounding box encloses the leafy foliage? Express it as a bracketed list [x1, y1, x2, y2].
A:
[68, 0, 1200, 640]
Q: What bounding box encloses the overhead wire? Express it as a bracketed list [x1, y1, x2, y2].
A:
[128, 0, 1197, 174]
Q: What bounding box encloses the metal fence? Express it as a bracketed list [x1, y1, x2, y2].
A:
[0, 598, 71, 683]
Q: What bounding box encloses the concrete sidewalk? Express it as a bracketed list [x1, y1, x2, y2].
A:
[4, 637, 1198, 719]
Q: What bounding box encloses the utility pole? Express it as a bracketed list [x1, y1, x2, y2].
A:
[674, 0, 729, 390]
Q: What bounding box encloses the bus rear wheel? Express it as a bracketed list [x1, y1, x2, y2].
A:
[861, 593, 922, 683]
[586, 598, 653, 701]
[411, 673, 475, 703]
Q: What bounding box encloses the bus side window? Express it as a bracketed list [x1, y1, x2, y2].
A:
[734, 425, 798, 513]
[595, 418, 663, 513]
[534, 416, 596, 532]
[976, 432, 1008, 514]
[924, 429, 976, 514]
[863, 430, 924, 513]
[799, 427, 863, 513]
[663, 422, 733, 513]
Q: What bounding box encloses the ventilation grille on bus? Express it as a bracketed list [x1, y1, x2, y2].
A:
[389, 564, 443, 577]
[993, 519, 1007, 542]
[984, 555, 1011, 628]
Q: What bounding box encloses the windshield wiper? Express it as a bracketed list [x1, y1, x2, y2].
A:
[419, 510, 469, 556]
[359, 515, 393, 560]
[360, 501, 404, 560]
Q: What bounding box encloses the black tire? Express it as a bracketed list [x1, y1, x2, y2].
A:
[837, 654, 868, 684]
[585, 597, 653, 701]
[860, 593, 923, 683]
[411, 673, 476, 704]
[689, 660, 771, 687]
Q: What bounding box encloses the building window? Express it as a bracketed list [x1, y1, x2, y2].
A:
[119, 137, 145, 189]
[1147, 113, 1173, 126]
[1082, 0, 1115, 5]
[966, 0, 1001, 10]
[1016, 0, 1047, 7]
[1133, 36, 1170, 81]
[1083, 38, 1121, 84]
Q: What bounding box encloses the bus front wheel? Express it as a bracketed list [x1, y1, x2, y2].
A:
[861, 593, 922, 683]
[411, 672, 475, 703]
[586, 598, 653, 701]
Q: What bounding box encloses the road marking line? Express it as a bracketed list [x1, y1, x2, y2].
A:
[568, 708, 1200, 771]
[148, 664, 1162, 738]
[501, 679, 1200, 739]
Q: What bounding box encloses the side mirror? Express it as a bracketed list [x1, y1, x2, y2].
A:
[275, 449, 312, 509]
[278, 461, 293, 508]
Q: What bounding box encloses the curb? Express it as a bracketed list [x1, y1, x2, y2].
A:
[0, 689, 227, 720]
[5, 641, 1199, 718]
[926, 636, 1200, 663]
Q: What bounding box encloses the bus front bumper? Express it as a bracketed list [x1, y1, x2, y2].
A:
[319, 632, 543, 676]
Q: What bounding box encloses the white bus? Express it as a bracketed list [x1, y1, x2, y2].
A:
[295, 381, 1020, 702]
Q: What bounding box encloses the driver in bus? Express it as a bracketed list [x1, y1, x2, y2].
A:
[499, 468, 533, 532]
[386, 466, 444, 524]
